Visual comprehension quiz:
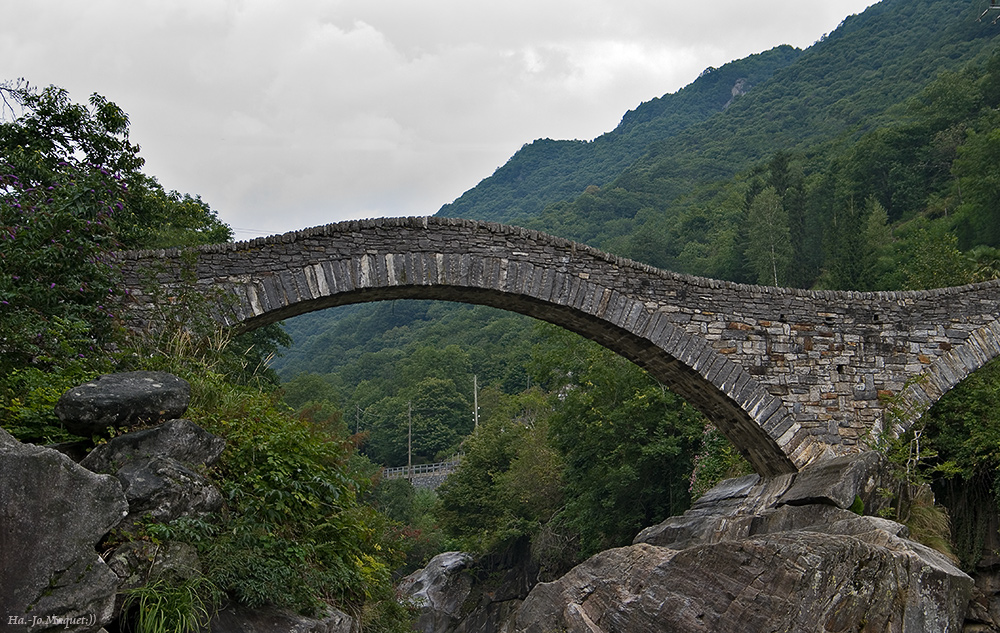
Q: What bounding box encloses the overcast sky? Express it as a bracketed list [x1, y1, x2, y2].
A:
[3, 1, 878, 240]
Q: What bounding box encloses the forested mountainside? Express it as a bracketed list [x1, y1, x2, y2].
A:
[272, 0, 1000, 575]
[439, 0, 994, 233]
[436, 45, 802, 224]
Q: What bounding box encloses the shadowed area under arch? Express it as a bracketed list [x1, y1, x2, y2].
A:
[118, 216, 1000, 475]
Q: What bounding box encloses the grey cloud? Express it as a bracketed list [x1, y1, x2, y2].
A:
[1, 0, 877, 238]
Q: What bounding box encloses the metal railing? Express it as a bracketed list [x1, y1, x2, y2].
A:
[382, 457, 462, 480]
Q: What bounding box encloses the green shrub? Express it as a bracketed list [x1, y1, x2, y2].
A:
[121, 575, 221, 633]
[688, 424, 754, 500]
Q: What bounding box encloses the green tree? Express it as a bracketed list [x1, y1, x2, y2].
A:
[527, 325, 705, 556]
[0, 160, 125, 442]
[822, 197, 893, 291]
[0, 163, 121, 375]
[898, 226, 974, 290]
[952, 112, 1000, 248]
[437, 387, 564, 559]
[0, 82, 231, 250]
[364, 377, 470, 465]
[282, 371, 340, 410]
[122, 175, 232, 249]
[0, 81, 142, 183]
[745, 186, 792, 286]
[548, 350, 705, 556]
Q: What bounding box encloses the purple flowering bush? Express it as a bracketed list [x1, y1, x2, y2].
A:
[0, 161, 124, 440]
[0, 163, 122, 365]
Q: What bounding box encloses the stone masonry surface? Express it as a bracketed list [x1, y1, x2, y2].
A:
[116, 217, 1000, 475]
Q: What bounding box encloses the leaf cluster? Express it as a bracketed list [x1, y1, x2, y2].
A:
[0, 161, 123, 376]
[0, 81, 231, 251]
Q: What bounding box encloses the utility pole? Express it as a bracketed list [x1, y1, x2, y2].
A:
[407, 400, 413, 483]
[473, 374, 479, 430]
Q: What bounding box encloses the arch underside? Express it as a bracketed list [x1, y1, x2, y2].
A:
[224, 281, 798, 476]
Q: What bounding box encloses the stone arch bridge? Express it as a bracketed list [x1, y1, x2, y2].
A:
[118, 217, 1000, 476]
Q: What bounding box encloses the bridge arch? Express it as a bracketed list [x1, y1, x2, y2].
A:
[118, 216, 1000, 475]
[893, 319, 1000, 434]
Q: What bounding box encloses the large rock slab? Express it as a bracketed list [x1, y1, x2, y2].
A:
[516, 528, 973, 633]
[634, 452, 892, 550]
[777, 450, 889, 510]
[399, 541, 546, 633]
[526, 452, 972, 632]
[55, 371, 191, 436]
[407, 452, 973, 633]
[81, 418, 225, 474]
[0, 427, 128, 632]
[633, 472, 796, 549]
[399, 552, 474, 633]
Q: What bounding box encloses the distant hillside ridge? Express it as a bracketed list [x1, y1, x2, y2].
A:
[598, 0, 995, 212]
[438, 0, 999, 239]
[435, 45, 803, 224]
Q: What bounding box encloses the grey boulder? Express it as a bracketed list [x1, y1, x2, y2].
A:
[55, 371, 191, 436]
[0, 427, 127, 632]
[398, 552, 474, 633]
[115, 455, 223, 530]
[516, 529, 972, 633]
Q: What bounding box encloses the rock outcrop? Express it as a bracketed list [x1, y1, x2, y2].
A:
[107, 540, 202, 593]
[1, 371, 361, 633]
[113, 455, 224, 529]
[55, 371, 191, 436]
[80, 420, 226, 530]
[203, 603, 354, 633]
[403, 452, 974, 633]
[80, 418, 225, 473]
[399, 540, 542, 633]
[399, 552, 474, 633]
[80, 418, 227, 531]
[517, 526, 969, 632]
[0, 426, 128, 633]
[515, 452, 973, 633]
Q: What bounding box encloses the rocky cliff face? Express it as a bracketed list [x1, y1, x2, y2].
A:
[404, 452, 978, 633]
